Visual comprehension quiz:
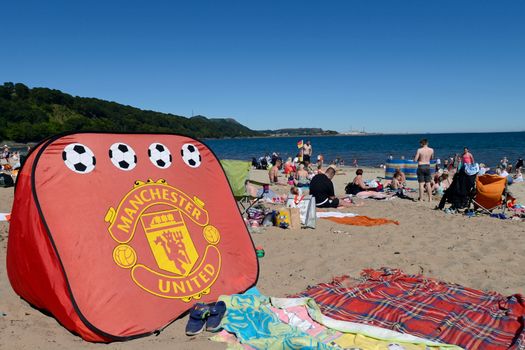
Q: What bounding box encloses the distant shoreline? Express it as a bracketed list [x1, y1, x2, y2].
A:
[204, 130, 525, 141]
[2, 130, 524, 145]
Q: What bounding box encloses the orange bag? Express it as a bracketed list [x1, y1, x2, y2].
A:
[7, 133, 258, 342]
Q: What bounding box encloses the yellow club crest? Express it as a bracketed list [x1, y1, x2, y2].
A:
[105, 179, 221, 301]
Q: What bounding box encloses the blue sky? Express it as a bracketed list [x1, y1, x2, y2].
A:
[2, 1, 524, 133]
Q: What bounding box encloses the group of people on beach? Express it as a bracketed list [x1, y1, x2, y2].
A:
[412, 139, 524, 202]
[262, 140, 351, 208]
[0, 145, 24, 172]
[267, 141, 323, 188]
[257, 138, 524, 210]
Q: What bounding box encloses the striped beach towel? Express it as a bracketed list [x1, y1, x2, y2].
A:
[294, 268, 525, 350]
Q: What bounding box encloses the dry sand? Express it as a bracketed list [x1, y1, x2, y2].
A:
[1, 167, 524, 349]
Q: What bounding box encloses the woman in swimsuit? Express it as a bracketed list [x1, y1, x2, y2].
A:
[462, 147, 475, 165]
[345, 169, 370, 195]
[294, 163, 310, 187]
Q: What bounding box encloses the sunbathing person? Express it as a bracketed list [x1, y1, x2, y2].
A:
[394, 169, 406, 186]
[390, 171, 404, 191]
[385, 172, 413, 200]
[345, 169, 370, 195]
[294, 164, 310, 187]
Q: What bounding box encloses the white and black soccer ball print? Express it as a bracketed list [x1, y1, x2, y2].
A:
[109, 143, 137, 171]
[181, 143, 201, 168]
[148, 143, 172, 169]
[62, 143, 96, 174]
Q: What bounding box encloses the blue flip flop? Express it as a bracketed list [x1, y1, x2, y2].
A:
[206, 301, 227, 332]
[185, 303, 210, 336]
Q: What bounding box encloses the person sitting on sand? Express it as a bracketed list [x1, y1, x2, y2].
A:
[2, 146, 10, 161]
[315, 163, 324, 175]
[283, 157, 295, 176]
[345, 169, 370, 195]
[389, 171, 415, 200]
[500, 156, 508, 169]
[310, 166, 352, 208]
[269, 159, 283, 184]
[447, 157, 454, 171]
[390, 171, 404, 190]
[317, 154, 324, 167]
[515, 157, 523, 172]
[433, 172, 451, 196]
[294, 164, 310, 187]
[394, 168, 406, 186]
[513, 168, 523, 183]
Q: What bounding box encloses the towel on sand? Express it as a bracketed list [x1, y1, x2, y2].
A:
[316, 212, 358, 218]
[322, 215, 399, 226]
[294, 268, 525, 350]
[213, 293, 462, 350]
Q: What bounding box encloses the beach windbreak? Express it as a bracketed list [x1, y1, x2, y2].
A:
[7, 132, 258, 342]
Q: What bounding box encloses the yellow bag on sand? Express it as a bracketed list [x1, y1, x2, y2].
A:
[275, 208, 291, 229]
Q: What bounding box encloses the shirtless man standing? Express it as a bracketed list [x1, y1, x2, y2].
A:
[302, 140, 312, 163]
[269, 158, 282, 184]
[414, 139, 434, 202]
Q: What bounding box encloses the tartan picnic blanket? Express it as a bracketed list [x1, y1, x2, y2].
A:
[294, 268, 525, 350]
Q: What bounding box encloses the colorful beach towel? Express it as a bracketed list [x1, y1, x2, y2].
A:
[316, 212, 358, 218]
[214, 293, 462, 350]
[271, 298, 462, 350]
[294, 268, 525, 350]
[217, 294, 333, 349]
[322, 216, 399, 226]
[356, 191, 393, 200]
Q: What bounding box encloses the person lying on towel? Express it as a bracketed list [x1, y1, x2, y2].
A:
[345, 168, 370, 195]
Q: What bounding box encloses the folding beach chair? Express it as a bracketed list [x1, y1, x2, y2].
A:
[221, 160, 264, 215]
[472, 174, 508, 214]
[437, 170, 477, 211]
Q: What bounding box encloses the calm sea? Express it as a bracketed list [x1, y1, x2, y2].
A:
[205, 132, 525, 168]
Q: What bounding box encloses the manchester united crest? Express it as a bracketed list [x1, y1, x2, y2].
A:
[104, 179, 221, 301]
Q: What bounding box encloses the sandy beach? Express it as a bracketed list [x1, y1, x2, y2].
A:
[1, 166, 524, 350]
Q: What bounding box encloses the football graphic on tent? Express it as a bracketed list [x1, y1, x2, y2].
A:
[181, 143, 201, 168]
[148, 142, 172, 169]
[7, 133, 258, 342]
[62, 143, 96, 174]
[109, 142, 137, 170]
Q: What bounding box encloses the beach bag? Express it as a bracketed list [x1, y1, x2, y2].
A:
[246, 206, 266, 223]
[286, 194, 316, 229]
[7, 133, 258, 342]
[0, 173, 14, 187]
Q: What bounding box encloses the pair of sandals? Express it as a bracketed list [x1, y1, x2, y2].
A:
[185, 301, 227, 336]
